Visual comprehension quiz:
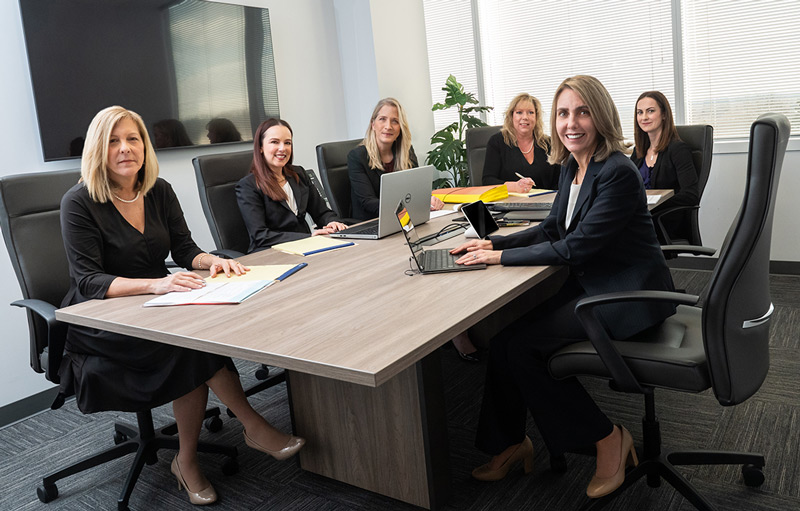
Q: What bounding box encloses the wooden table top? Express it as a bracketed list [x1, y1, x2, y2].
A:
[55, 189, 671, 388]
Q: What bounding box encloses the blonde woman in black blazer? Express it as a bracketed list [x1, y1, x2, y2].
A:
[452, 76, 675, 499]
[236, 118, 347, 253]
[630, 91, 699, 242]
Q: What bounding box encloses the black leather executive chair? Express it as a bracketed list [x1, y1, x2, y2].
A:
[192, 152, 287, 407]
[653, 124, 714, 246]
[192, 150, 253, 258]
[465, 125, 501, 186]
[549, 113, 789, 510]
[315, 138, 361, 223]
[0, 169, 237, 511]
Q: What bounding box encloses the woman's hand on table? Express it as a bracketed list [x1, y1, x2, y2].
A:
[430, 196, 444, 211]
[207, 256, 249, 278]
[313, 221, 347, 236]
[151, 271, 207, 294]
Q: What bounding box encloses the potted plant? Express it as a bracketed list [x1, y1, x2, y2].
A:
[426, 74, 493, 188]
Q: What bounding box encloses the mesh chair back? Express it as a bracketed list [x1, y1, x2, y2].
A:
[676, 125, 714, 244]
[702, 114, 789, 405]
[0, 169, 80, 375]
[466, 125, 501, 186]
[315, 139, 361, 219]
[193, 151, 253, 254]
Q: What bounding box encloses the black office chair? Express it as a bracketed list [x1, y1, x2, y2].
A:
[192, 150, 253, 258]
[192, 152, 287, 407]
[653, 124, 714, 246]
[0, 169, 237, 511]
[315, 138, 361, 223]
[465, 125, 501, 186]
[549, 113, 789, 510]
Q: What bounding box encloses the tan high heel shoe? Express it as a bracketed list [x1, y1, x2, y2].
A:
[243, 430, 306, 460]
[586, 425, 639, 498]
[170, 456, 217, 505]
[472, 436, 534, 481]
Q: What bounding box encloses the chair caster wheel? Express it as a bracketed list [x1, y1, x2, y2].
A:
[113, 431, 128, 445]
[550, 454, 567, 473]
[37, 483, 58, 503]
[222, 458, 239, 476]
[742, 464, 765, 487]
[204, 415, 223, 433]
[117, 500, 130, 511]
[255, 366, 270, 380]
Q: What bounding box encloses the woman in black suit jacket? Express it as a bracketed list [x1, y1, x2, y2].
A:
[236, 118, 347, 253]
[482, 93, 560, 191]
[630, 91, 699, 242]
[348, 97, 443, 220]
[452, 76, 675, 499]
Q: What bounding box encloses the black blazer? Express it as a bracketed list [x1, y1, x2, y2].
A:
[491, 151, 675, 340]
[631, 139, 699, 239]
[236, 166, 339, 253]
[482, 132, 560, 190]
[347, 144, 419, 220]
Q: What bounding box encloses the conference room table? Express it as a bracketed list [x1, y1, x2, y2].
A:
[55, 190, 673, 510]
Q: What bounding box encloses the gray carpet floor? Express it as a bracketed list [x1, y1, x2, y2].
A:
[1, 269, 798, 511]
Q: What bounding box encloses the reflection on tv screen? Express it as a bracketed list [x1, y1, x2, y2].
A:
[20, 0, 279, 161]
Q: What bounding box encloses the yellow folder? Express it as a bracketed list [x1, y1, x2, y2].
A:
[432, 185, 508, 203]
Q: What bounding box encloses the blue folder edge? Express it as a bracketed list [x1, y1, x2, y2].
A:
[302, 241, 354, 256]
[276, 262, 308, 281]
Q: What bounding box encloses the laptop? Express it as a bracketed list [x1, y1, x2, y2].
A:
[332, 165, 434, 240]
[395, 200, 486, 274]
[461, 200, 500, 239]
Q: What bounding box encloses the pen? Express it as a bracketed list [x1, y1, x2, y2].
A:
[515, 172, 526, 180]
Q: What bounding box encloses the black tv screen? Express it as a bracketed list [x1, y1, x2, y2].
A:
[19, 0, 279, 161]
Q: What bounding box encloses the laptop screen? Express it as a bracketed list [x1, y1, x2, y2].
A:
[395, 200, 425, 266]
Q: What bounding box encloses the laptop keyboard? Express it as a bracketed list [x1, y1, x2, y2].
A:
[422, 249, 458, 270]
[340, 220, 379, 236]
[488, 202, 553, 211]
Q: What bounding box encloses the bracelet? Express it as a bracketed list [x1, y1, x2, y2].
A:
[198, 253, 212, 270]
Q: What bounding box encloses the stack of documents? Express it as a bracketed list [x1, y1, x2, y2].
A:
[432, 185, 508, 203]
[143, 264, 306, 307]
[272, 236, 354, 256]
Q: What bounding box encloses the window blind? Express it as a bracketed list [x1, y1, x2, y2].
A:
[681, 0, 800, 139]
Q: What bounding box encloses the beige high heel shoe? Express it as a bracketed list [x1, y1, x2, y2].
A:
[243, 430, 306, 461]
[170, 455, 217, 505]
[586, 425, 639, 498]
[471, 436, 534, 481]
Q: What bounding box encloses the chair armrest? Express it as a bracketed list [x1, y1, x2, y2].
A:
[12, 298, 66, 384]
[652, 205, 699, 245]
[573, 291, 700, 394]
[661, 245, 716, 257]
[211, 249, 245, 259]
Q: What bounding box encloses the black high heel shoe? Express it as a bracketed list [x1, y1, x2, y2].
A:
[457, 348, 482, 363]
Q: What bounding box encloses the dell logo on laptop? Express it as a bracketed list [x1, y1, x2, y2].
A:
[404, 193, 412, 204]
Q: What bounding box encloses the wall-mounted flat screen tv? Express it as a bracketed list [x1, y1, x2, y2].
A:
[19, 0, 279, 161]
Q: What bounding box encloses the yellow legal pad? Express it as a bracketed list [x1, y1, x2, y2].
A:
[272, 236, 355, 256]
[432, 185, 508, 203]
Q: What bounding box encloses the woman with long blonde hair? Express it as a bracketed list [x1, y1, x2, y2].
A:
[347, 97, 443, 220]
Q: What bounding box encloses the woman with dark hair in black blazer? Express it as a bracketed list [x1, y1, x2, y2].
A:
[452, 76, 675, 499]
[236, 119, 347, 253]
[631, 91, 699, 242]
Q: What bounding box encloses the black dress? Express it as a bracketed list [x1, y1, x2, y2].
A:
[59, 178, 233, 413]
[481, 132, 560, 190]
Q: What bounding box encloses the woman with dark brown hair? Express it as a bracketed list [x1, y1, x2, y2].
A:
[236, 118, 346, 252]
[631, 91, 699, 242]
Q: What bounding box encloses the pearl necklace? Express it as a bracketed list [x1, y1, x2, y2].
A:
[519, 139, 535, 155]
[111, 190, 141, 203]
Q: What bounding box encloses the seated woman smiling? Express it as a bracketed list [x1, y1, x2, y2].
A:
[236, 118, 347, 253]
